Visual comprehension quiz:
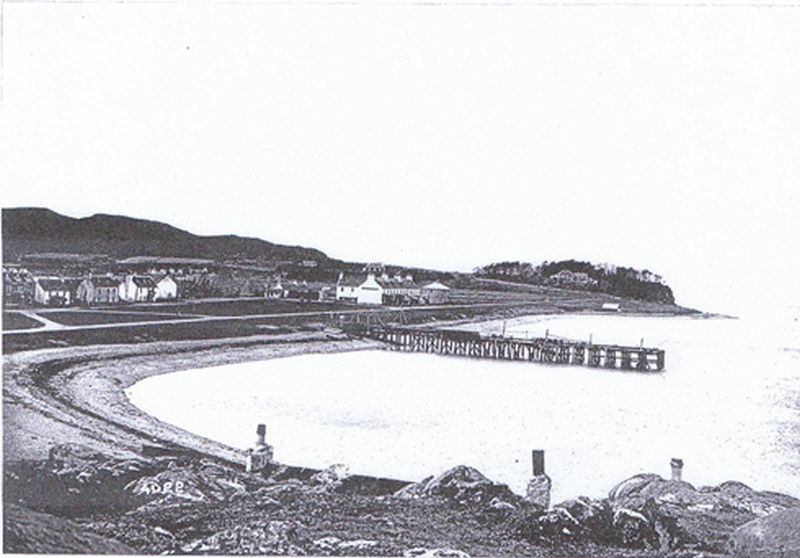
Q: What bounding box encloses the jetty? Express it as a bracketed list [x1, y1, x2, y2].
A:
[346, 325, 665, 372]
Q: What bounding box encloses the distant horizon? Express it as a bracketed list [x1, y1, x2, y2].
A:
[4, 205, 676, 275]
[0, 204, 788, 319]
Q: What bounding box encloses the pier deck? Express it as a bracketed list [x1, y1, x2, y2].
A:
[347, 325, 665, 372]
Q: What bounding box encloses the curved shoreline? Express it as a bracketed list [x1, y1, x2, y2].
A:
[3, 332, 381, 466]
[1, 309, 711, 468]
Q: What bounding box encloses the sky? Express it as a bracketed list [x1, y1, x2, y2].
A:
[1, 1, 799, 315]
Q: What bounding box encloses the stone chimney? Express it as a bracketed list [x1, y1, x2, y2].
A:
[670, 458, 684, 481]
[525, 450, 551, 509]
[246, 423, 274, 474]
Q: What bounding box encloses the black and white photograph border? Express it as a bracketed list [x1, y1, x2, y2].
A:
[1, 0, 799, 556]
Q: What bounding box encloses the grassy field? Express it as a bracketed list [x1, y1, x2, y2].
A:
[2, 312, 44, 331]
[89, 298, 349, 317]
[1, 303, 523, 353]
[2, 285, 696, 353]
[39, 311, 197, 326]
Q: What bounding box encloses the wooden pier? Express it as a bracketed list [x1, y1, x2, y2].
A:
[347, 325, 665, 372]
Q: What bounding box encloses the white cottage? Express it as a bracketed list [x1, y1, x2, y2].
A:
[119, 275, 157, 302]
[33, 278, 71, 306]
[336, 273, 384, 305]
[153, 275, 178, 301]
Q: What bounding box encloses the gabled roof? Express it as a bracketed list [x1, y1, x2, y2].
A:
[90, 277, 121, 288]
[422, 281, 450, 291]
[3, 273, 34, 285]
[62, 278, 84, 292]
[338, 273, 368, 287]
[36, 278, 66, 291]
[131, 276, 157, 288]
[376, 277, 419, 290]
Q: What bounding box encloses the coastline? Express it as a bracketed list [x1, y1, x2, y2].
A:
[3, 331, 381, 466]
[3, 307, 703, 468]
[5, 310, 799, 557]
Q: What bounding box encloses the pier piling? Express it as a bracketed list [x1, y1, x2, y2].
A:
[346, 325, 665, 372]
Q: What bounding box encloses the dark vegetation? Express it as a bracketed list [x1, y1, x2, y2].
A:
[116, 299, 349, 317]
[3, 285, 697, 352]
[38, 311, 196, 327]
[477, 260, 676, 304]
[2, 208, 326, 263]
[2, 312, 44, 330]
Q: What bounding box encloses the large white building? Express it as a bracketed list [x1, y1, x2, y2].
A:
[336, 270, 421, 305]
[33, 278, 71, 306]
[337, 273, 383, 304]
[119, 275, 157, 302]
[153, 275, 179, 301]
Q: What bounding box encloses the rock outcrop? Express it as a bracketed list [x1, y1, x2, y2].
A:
[513, 473, 800, 554]
[403, 548, 471, 558]
[728, 507, 800, 558]
[606, 474, 800, 552]
[3, 504, 135, 554]
[394, 466, 524, 510]
[181, 520, 307, 555]
[125, 460, 247, 507]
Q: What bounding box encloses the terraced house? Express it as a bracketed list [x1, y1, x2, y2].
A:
[119, 275, 157, 302]
[76, 276, 122, 305]
[33, 277, 71, 306]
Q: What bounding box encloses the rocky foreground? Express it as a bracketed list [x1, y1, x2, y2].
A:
[4, 444, 799, 557]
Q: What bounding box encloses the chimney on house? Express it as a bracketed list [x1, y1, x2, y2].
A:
[256, 424, 267, 448]
[670, 458, 684, 481]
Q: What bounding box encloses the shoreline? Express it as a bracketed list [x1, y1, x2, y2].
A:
[5, 310, 799, 557]
[3, 308, 711, 469]
[3, 331, 381, 466]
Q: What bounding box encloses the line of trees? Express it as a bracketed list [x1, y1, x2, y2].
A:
[475, 259, 675, 304]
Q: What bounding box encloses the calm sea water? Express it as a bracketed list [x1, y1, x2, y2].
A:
[126, 311, 800, 503]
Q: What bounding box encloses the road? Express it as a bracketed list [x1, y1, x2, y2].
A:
[3, 301, 516, 335]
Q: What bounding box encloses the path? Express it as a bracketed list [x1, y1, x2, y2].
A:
[14, 310, 67, 331]
[3, 302, 517, 335]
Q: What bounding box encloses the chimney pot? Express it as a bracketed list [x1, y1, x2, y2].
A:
[670, 458, 684, 481]
[532, 450, 545, 476]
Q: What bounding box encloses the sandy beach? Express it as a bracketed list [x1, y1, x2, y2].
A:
[3, 331, 381, 465]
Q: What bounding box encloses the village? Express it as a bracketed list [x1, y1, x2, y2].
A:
[2, 255, 451, 309]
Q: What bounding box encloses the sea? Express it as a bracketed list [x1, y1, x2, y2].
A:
[126, 310, 800, 503]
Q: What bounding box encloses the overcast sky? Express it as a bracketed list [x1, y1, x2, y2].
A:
[1, 1, 798, 315]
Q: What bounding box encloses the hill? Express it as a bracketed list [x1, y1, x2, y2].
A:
[1, 208, 327, 264]
[476, 259, 676, 304]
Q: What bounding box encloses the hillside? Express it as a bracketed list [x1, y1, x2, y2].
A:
[1, 208, 327, 263]
[477, 260, 676, 304]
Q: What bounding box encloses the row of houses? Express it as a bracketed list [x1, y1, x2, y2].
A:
[3, 268, 180, 307]
[265, 279, 334, 302]
[4, 264, 453, 308]
[36, 275, 178, 306]
[335, 267, 450, 305]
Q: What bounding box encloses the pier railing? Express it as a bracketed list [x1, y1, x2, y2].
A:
[347, 325, 665, 372]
